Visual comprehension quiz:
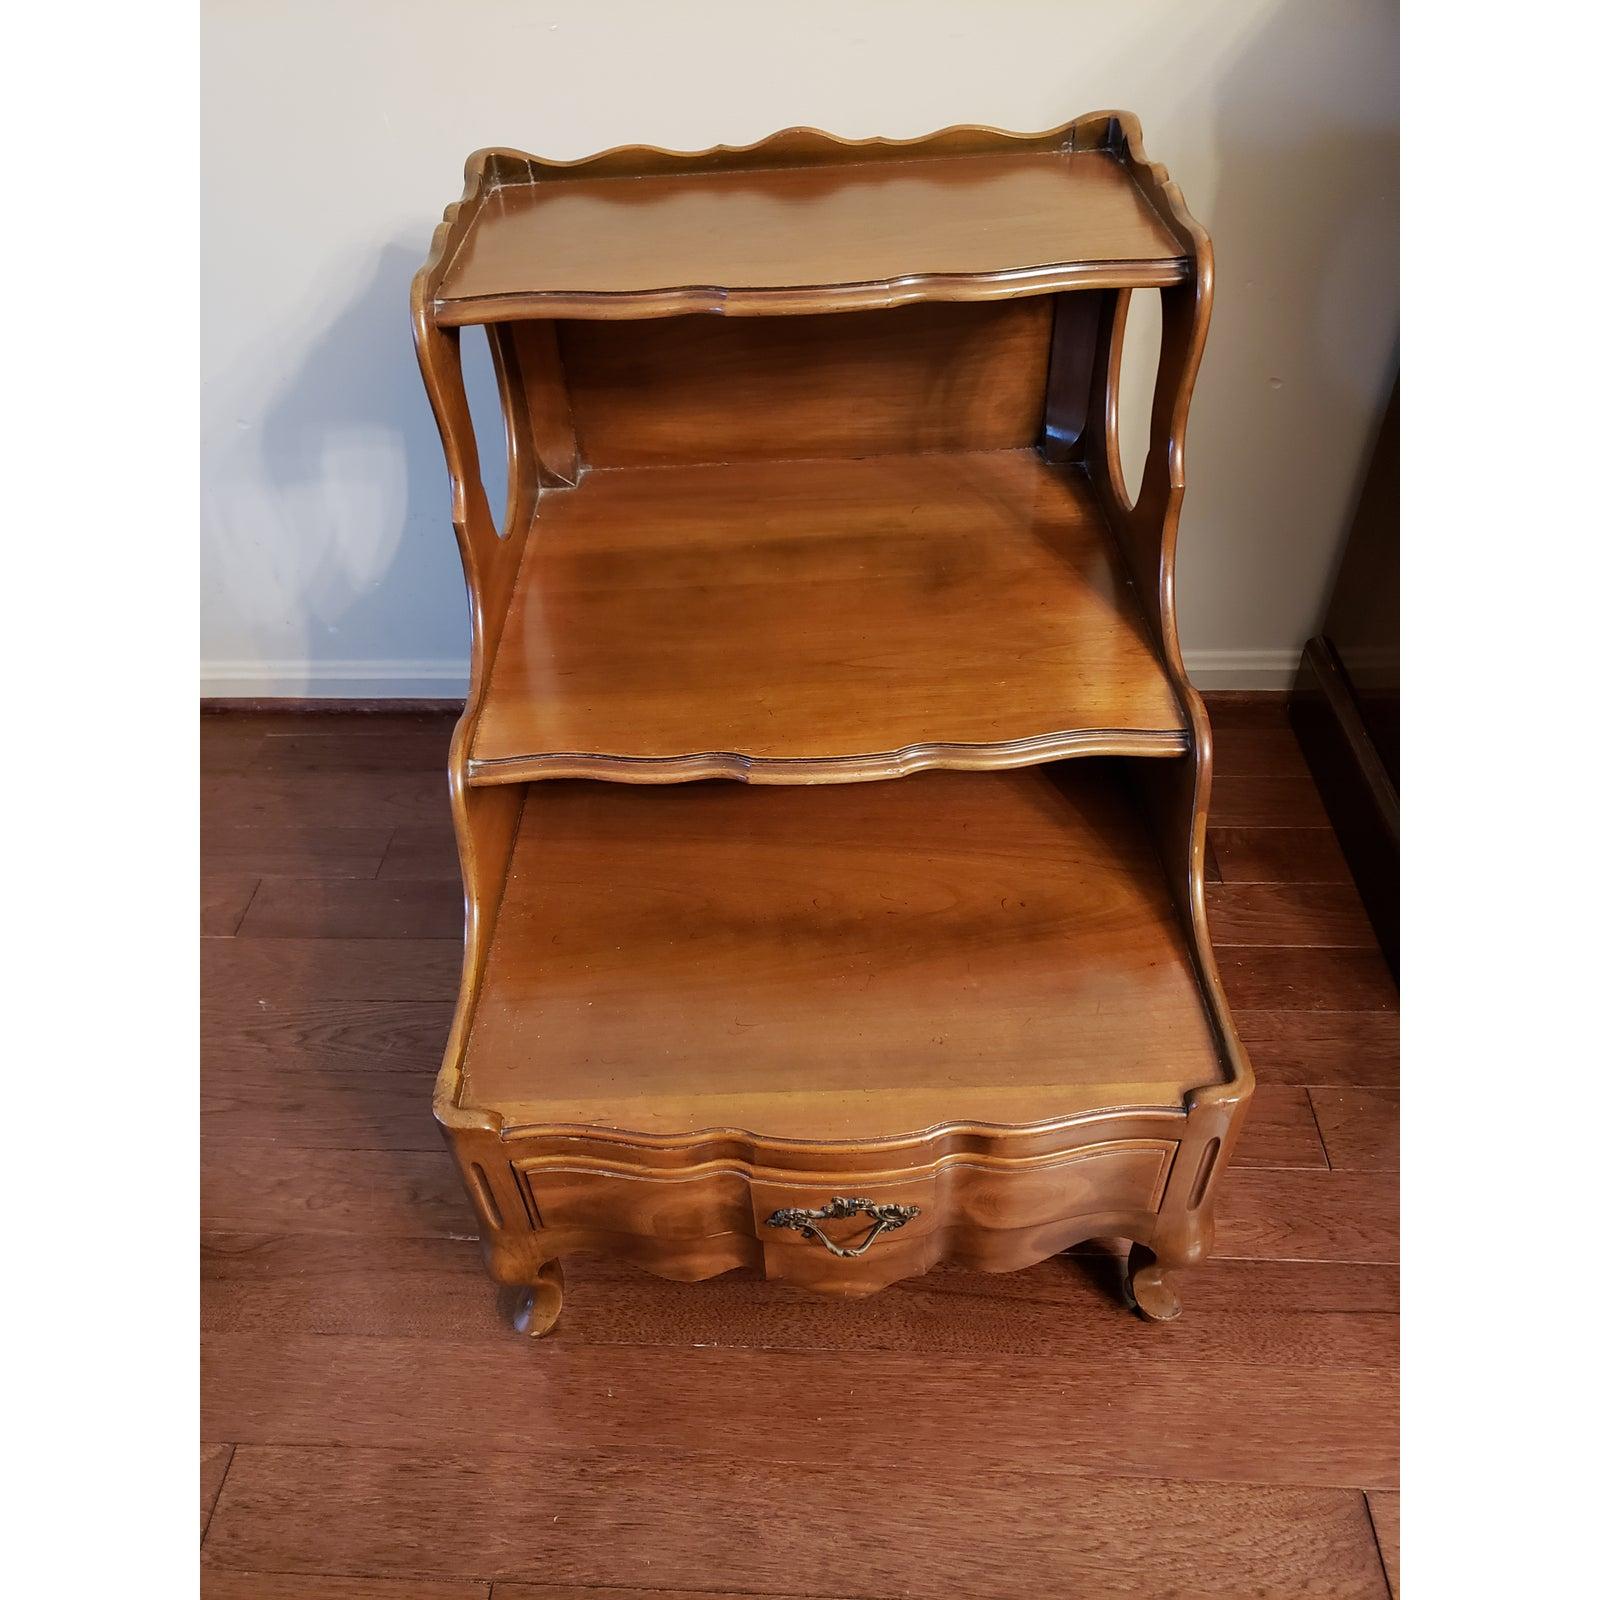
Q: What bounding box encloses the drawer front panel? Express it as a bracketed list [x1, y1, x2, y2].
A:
[517, 1160, 751, 1240]
[752, 1141, 1174, 1291]
[940, 1140, 1175, 1230]
[514, 1138, 1176, 1279]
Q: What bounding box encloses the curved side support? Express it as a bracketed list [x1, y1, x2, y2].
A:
[411, 188, 546, 1147]
[1124, 1110, 1226, 1323]
[1077, 129, 1249, 1097]
[1052, 122, 1252, 1326]
[448, 1142, 567, 1335]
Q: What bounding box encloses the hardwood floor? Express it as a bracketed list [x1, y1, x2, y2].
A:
[200, 698, 1399, 1599]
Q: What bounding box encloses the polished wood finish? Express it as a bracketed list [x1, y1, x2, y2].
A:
[200, 706, 1396, 1595]
[429, 119, 1188, 323]
[203, 1575, 486, 1600]
[209, 1447, 1389, 1596]
[559, 298, 1053, 467]
[469, 452, 1186, 783]
[463, 766, 1222, 1136]
[207, 1328, 1394, 1485]
[410, 113, 1252, 1339]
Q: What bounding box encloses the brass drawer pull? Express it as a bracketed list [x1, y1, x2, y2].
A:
[764, 1196, 921, 1259]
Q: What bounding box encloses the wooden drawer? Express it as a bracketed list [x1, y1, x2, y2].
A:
[752, 1142, 1176, 1291]
[750, 1176, 934, 1293]
[934, 1141, 1176, 1229]
[513, 1139, 1177, 1289]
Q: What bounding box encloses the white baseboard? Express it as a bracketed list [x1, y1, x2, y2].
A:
[200, 658, 471, 698]
[1182, 649, 1301, 690]
[200, 648, 1300, 700]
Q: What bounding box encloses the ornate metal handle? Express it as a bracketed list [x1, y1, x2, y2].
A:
[764, 1196, 921, 1259]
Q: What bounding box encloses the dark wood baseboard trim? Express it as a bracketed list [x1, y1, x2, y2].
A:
[1199, 688, 1290, 709]
[1289, 637, 1398, 975]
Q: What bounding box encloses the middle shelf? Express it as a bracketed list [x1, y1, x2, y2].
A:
[468, 448, 1187, 785]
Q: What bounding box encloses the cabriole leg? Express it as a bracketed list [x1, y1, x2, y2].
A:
[512, 1258, 565, 1338]
[1127, 1195, 1214, 1323]
[1127, 1242, 1184, 1321]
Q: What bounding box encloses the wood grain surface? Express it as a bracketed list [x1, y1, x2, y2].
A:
[462, 765, 1223, 1137]
[200, 1442, 233, 1541]
[469, 451, 1186, 782]
[1366, 1490, 1400, 1596]
[432, 129, 1188, 321]
[203, 1575, 486, 1600]
[205, 1446, 1387, 1596]
[1311, 1087, 1401, 1171]
[411, 109, 1252, 1343]
[559, 299, 1053, 468]
[200, 702, 1398, 1596]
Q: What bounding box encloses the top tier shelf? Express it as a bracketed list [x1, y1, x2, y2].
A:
[425, 115, 1195, 323]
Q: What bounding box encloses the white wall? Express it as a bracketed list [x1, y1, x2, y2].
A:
[201, 0, 1397, 694]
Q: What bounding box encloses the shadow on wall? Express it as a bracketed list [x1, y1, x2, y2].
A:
[208, 240, 504, 692]
[203, 0, 1395, 692]
[1170, 1, 1399, 657]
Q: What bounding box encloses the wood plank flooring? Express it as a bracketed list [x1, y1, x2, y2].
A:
[201, 698, 1399, 1598]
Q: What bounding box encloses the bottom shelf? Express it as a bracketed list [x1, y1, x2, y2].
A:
[459, 764, 1225, 1142]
